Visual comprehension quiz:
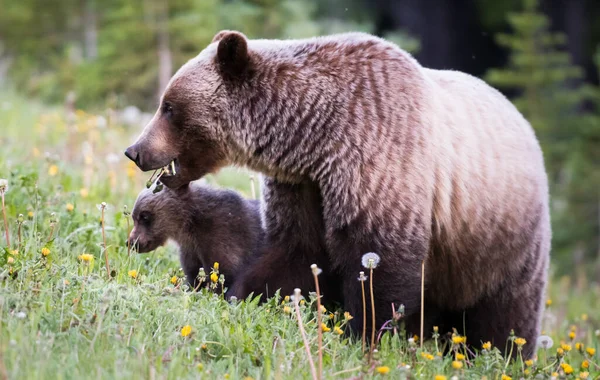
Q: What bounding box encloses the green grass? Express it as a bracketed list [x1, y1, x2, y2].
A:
[0, 90, 599, 379]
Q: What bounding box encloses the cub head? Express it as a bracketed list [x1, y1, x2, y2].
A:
[128, 184, 190, 253]
[124, 30, 254, 189]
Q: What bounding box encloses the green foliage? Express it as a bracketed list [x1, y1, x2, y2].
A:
[485, 0, 600, 275]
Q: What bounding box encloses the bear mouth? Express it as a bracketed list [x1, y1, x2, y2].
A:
[159, 158, 180, 179]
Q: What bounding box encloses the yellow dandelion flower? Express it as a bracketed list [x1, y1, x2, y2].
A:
[213, 262, 219, 270]
[300, 299, 305, 306]
[501, 375, 511, 380]
[546, 299, 552, 307]
[569, 331, 576, 340]
[581, 313, 588, 321]
[452, 335, 466, 345]
[570, 325, 577, 332]
[434, 376, 447, 380]
[7, 257, 14, 264]
[128, 270, 138, 279]
[375, 366, 390, 375]
[551, 372, 558, 378]
[424, 354, 434, 360]
[514, 337, 526, 347]
[66, 203, 74, 212]
[413, 334, 419, 342]
[181, 325, 192, 337]
[560, 363, 573, 374]
[333, 326, 343, 335]
[170, 276, 178, 285]
[525, 359, 533, 367]
[283, 306, 292, 314]
[586, 347, 595, 356]
[482, 341, 492, 350]
[243, 377, 254, 380]
[557, 348, 565, 356]
[561, 343, 572, 352]
[576, 343, 583, 352]
[224, 374, 229, 379]
[210, 272, 218, 283]
[63, 279, 70, 285]
[579, 371, 589, 379]
[319, 305, 327, 313]
[78, 253, 94, 262]
[80, 188, 89, 198]
[524, 369, 530, 375]
[28, 211, 34, 218]
[436, 351, 442, 357]
[582, 360, 589, 369]
[320, 323, 331, 332]
[48, 165, 59, 176]
[196, 363, 203, 370]
[284, 295, 290, 302]
[455, 353, 465, 361]
[451, 361, 463, 370]
[344, 312, 353, 320]
[9, 250, 18, 256]
[41, 247, 50, 257]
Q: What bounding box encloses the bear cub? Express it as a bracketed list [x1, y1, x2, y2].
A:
[128, 181, 263, 290]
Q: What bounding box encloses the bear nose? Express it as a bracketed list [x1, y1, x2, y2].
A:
[124, 145, 141, 167]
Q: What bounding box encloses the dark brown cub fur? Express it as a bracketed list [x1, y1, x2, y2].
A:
[128, 182, 263, 289]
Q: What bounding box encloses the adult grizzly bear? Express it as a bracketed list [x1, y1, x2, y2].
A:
[125, 31, 550, 356]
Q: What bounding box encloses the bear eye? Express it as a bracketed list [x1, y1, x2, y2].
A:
[162, 102, 174, 118]
[139, 211, 152, 225]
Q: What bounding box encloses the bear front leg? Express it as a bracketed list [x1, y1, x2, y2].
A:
[228, 178, 341, 303]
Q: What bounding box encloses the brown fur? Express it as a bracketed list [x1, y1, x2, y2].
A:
[125, 31, 551, 357]
[128, 182, 263, 289]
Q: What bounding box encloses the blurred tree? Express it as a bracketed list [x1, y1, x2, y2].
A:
[486, 0, 600, 275]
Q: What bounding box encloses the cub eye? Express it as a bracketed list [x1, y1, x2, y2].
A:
[139, 211, 152, 224]
[162, 102, 173, 118]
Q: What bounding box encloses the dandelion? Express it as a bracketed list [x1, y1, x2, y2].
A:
[196, 363, 203, 370]
[63, 279, 70, 286]
[482, 341, 492, 350]
[321, 323, 331, 332]
[455, 353, 465, 361]
[358, 270, 367, 354]
[582, 360, 589, 369]
[569, 331, 576, 340]
[284, 295, 290, 302]
[128, 270, 138, 279]
[375, 366, 390, 375]
[537, 335, 554, 349]
[452, 335, 466, 345]
[586, 347, 595, 356]
[311, 263, 324, 380]
[27, 211, 34, 218]
[210, 272, 218, 283]
[546, 299, 552, 307]
[48, 165, 59, 176]
[525, 359, 533, 367]
[7, 257, 14, 264]
[581, 313, 588, 321]
[557, 348, 565, 357]
[333, 326, 343, 335]
[344, 312, 353, 321]
[181, 325, 192, 337]
[423, 353, 434, 361]
[0, 178, 9, 247]
[560, 363, 573, 375]
[80, 188, 89, 198]
[579, 372, 589, 379]
[434, 376, 447, 380]
[451, 361, 463, 370]
[65, 203, 75, 212]
[561, 343, 572, 352]
[310, 263, 322, 276]
[78, 253, 94, 263]
[41, 247, 50, 257]
[501, 375, 511, 380]
[514, 337, 526, 347]
[170, 276, 178, 285]
[283, 306, 292, 314]
[213, 262, 219, 270]
[9, 250, 18, 256]
[576, 343, 584, 352]
[361, 252, 380, 269]
[292, 288, 317, 380]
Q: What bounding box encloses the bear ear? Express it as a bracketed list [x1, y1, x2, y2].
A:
[216, 31, 250, 79]
[212, 30, 233, 43]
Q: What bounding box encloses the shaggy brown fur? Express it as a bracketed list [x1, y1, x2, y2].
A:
[128, 182, 263, 289]
[125, 31, 551, 357]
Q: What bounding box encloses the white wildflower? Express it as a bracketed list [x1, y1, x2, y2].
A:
[310, 264, 322, 276]
[361, 252, 381, 269]
[536, 335, 554, 349]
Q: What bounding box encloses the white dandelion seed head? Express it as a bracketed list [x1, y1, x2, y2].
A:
[536, 335, 554, 349]
[408, 337, 415, 344]
[0, 179, 8, 192]
[595, 329, 600, 337]
[16, 311, 26, 319]
[293, 288, 302, 301]
[357, 271, 368, 282]
[310, 264, 322, 276]
[361, 252, 381, 269]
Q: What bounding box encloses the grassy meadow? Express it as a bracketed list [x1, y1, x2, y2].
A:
[0, 89, 599, 379]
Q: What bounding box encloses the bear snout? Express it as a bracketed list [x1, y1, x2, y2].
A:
[124, 145, 141, 168]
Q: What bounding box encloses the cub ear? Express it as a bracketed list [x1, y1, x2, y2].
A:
[212, 30, 234, 43]
[216, 31, 250, 79]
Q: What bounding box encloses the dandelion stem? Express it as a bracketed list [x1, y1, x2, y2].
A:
[126, 216, 131, 257]
[361, 277, 367, 354]
[420, 260, 425, 348]
[368, 267, 376, 364]
[1, 190, 10, 248]
[293, 289, 318, 380]
[312, 268, 323, 380]
[101, 205, 110, 278]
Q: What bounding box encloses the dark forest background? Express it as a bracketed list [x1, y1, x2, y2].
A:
[0, 0, 599, 278]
